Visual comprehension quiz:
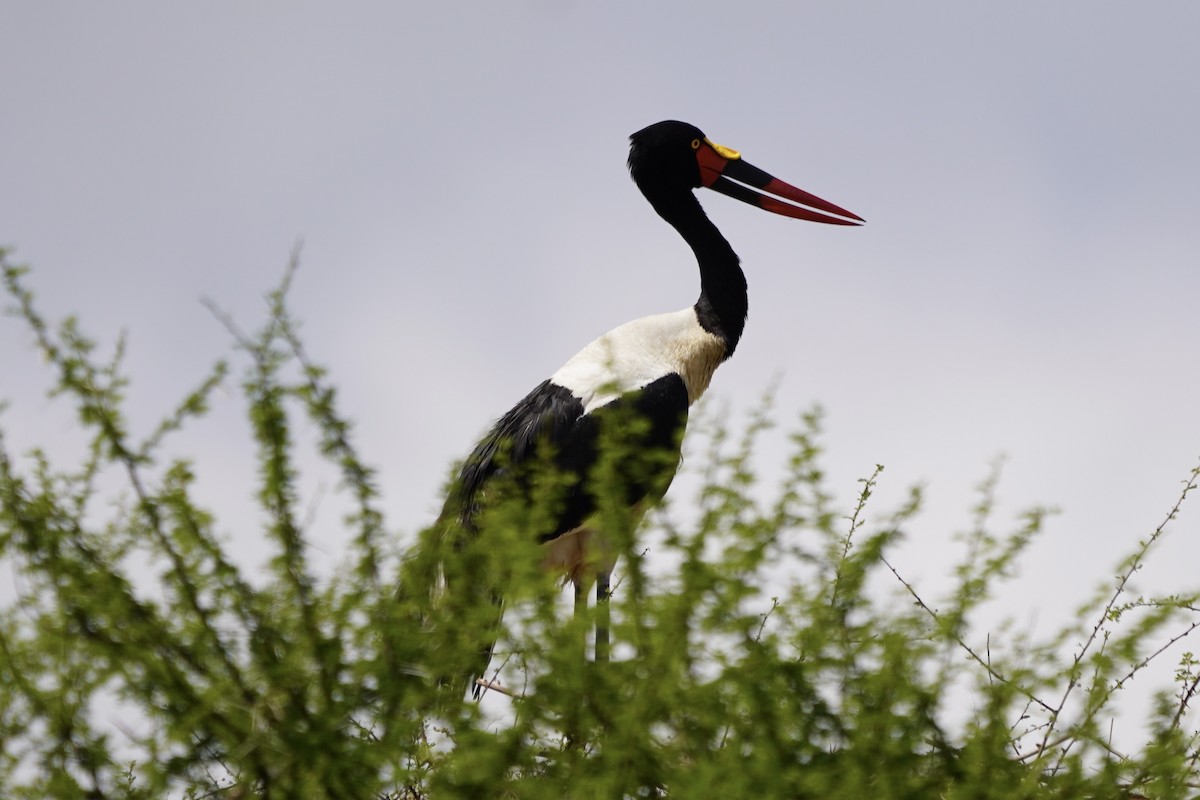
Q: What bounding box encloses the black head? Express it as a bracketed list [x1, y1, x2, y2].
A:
[627, 120, 709, 201]
[627, 119, 865, 225]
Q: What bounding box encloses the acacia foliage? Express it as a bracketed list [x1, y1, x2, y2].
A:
[1, 251, 1198, 799]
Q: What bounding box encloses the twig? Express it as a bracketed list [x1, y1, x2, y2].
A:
[475, 678, 522, 698]
[830, 465, 883, 608]
[1173, 668, 1200, 733]
[1113, 620, 1200, 693]
[882, 554, 1055, 715]
[1038, 460, 1200, 759]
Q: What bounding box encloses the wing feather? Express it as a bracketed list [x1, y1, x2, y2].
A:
[443, 375, 689, 542]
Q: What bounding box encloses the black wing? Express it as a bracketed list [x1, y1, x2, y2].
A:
[446, 379, 583, 528]
[445, 374, 690, 542]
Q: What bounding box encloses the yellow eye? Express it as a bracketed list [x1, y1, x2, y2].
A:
[690, 138, 701, 150]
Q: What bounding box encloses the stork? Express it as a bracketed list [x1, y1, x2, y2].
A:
[439, 120, 862, 694]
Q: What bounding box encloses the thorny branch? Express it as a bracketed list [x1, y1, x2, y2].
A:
[881, 554, 1056, 716]
[1039, 461, 1200, 763]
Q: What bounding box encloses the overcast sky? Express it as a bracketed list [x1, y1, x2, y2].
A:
[3, 2, 1199, 736]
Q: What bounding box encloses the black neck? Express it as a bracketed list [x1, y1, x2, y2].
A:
[651, 192, 748, 356]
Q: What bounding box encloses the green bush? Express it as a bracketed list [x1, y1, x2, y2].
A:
[1, 249, 1198, 798]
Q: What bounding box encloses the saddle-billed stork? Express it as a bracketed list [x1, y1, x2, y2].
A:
[439, 120, 862, 694]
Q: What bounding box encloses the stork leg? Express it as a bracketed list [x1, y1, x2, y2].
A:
[573, 579, 586, 621]
[595, 571, 611, 662]
[573, 578, 589, 661]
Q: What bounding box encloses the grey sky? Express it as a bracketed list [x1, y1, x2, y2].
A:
[3, 2, 1199, 732]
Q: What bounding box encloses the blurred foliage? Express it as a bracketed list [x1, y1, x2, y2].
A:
[1, 248, 1199, 799]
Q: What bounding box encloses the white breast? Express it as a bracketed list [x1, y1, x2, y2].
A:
[550, 307, 727, 414]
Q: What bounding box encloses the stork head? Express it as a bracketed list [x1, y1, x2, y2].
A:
[628, 120, 863, 226]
